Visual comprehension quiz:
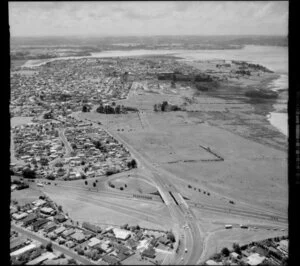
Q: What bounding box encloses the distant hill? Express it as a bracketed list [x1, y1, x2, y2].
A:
[10, 35, 288, 49]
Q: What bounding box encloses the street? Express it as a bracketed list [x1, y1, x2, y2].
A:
[11, 224, 96, 265]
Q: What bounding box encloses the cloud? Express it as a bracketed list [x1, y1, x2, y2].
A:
[9, 1, 288, 37]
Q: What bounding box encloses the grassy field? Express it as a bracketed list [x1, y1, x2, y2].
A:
[41, 184, 171, 230]
[200, 228, 287, 262]
[11, 117, 33, 127]
[11, 59, 28, 68]
[81, 74, 287, 215]
[11, 187, 43, 206]
[109, 175, 158, 194]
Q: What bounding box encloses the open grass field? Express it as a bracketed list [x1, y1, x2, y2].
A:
[11, 116, 33, 127]
[81, 74, 287, 216]
[11, 59, 28, 68]
[11, 187, 43, 206]
[109, 175, 158, 194]
[200, 228, 287, 262]
[40, 183, 171, 230]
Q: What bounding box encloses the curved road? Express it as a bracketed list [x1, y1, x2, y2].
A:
[75, 113, 203, 265]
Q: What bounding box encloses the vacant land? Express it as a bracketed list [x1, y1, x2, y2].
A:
[199, 228, 286, 263]
[108, 175, 158, 194]
[40, 183, 171, 230]
[11, 187, 43, 205]
[80, 69, 287, 216]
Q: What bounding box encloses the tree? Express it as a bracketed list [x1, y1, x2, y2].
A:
[77, 248, 84, 255]
[93, 182, 96, 187]
[233, 243, 241, 254]
[124, 184, 127, 188]
[46, 241, 53, 252]
[71, 143, 77, 149]
[47, 174, 55, 180]
[40, 157, 49, 166]
[130, 159, 137, 168]
[82, 105, 90, 112]
[115, 105, 121, 114]
[221, 247, 230, 257]
[281, 257, 288, 266]
[120, 187, 124, 190]
[167, 231, 176, 243]
[188, 185, 192, 189]
[58, 205, 63, 212]
[22, 168, 36, 179]
[85, 181, 88, 185]
[121, 224, 129, 230]
[55, 161, 63, 167]
[161, 101, 169, 111]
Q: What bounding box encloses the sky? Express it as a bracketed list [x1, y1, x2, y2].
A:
[9, 1, 288, 37]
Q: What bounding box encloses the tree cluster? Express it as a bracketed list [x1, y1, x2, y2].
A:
[127, 159, 137, 169]
[82, 105, 91, 112]
[22, 168, 36, 179]
[167, 231, 176, 243]
[154, 101, 182, 112]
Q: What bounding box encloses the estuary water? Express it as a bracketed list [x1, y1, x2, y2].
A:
[22, 45, 288, 136]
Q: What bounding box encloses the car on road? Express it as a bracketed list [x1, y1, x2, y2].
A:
[185, 248, 188, 253]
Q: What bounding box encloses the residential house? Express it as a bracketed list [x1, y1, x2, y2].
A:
[12, 212, 28, 221]
[88, 237, 101, 248]
[245, 253, 266, 266]
[23, 213, 38, 227]
[102, 255, 120, 265]
[43, 222, 57, 233]
[113, 228, 131, 241]
[54, 226, 66, 236]
[10, 237, 27, 252]
[82, 222, 102, 234]
[32, 219, 49, 232]
[26, 252, 57, 265]
[141, 246, 156, 259]
[54, 214, 67, 223]
[70, 231, 86, 243]
[62, 228, 75, 238]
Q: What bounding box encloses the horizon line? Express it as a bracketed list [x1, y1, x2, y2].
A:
[10, 34, 288, 38]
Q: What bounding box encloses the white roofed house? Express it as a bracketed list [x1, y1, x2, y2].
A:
[40, 207, 55, 216]
[12, 212, 28, 221]
[88, 237, 101, 248]
[10, 243, 37, 258]
[113, 228, 131, 241]
[245, 253, 266, 266]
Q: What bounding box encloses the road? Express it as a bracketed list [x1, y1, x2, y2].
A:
[58, 128, 73, 156]
[75, 113, 203, 265]
[72, 112, 288, 265]
[34, 184, 170, 227]
[11, 224, 95, 265]
[189, 202, 288, 224]
[38, 181, 163, 203]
